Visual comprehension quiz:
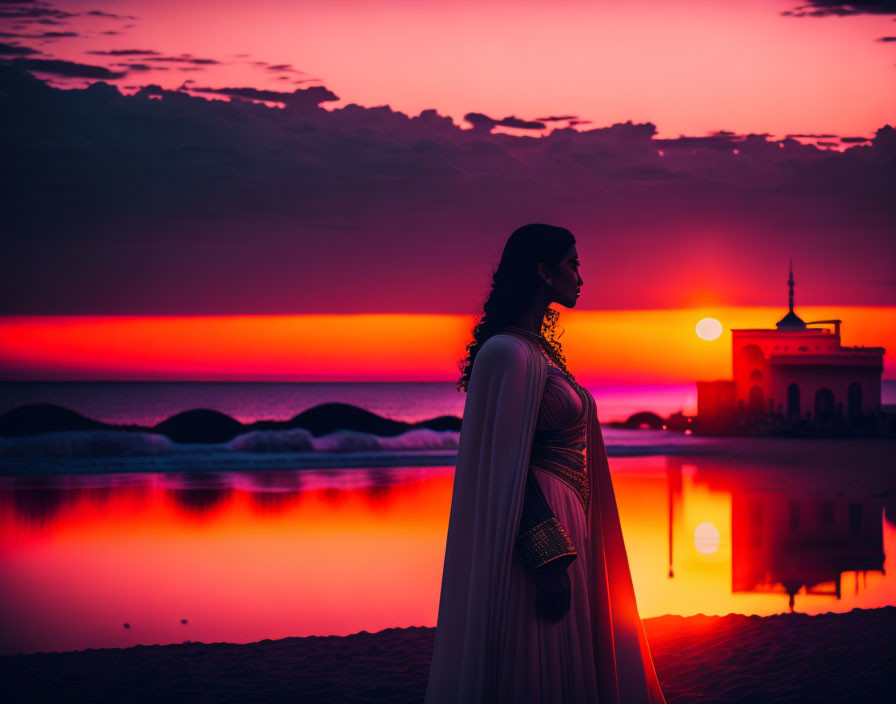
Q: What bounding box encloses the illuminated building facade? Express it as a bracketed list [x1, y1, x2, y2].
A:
[697, 263, 885, 430]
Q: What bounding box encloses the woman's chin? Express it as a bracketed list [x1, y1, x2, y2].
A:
[553, 293, 580, 308]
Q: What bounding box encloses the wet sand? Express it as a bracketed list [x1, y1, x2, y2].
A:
[3, 606, 894, 703]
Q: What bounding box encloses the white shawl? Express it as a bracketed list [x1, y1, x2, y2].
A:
[425, 333, 546, 702]
[424, 332, 666, 703]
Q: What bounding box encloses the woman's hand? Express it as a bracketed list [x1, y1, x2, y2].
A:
[535, 569, 571, 621]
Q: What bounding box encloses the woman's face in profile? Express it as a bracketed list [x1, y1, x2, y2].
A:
[547, 244, 583, 308]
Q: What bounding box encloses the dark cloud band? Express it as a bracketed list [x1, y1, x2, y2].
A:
[782, 1, 896, 17]
[1, 57, 125, 78]
[0, 65, 893, 315]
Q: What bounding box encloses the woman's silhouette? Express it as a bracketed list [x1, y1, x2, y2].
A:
[424, 224, 667, 703]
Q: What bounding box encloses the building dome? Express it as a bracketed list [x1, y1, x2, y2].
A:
[776, 310, 806, 330]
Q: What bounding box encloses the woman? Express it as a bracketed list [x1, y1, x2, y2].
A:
[424, 224, 667, 703]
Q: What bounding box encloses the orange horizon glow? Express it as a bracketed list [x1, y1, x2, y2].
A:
[0, 306, 893, 385]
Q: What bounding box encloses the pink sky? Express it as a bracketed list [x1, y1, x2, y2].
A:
[12, 0, 896, 139]
[2, 1, 894, 316]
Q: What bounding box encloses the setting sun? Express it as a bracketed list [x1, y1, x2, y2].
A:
[695, 318, 723, 341]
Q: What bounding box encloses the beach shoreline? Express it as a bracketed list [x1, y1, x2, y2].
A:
[2, 434, 894, 476]
[3, 606, 894, 703]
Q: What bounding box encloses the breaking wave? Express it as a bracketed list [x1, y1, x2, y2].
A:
[0, 427, 461, 458]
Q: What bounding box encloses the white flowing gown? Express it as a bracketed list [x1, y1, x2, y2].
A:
[424, 332, 667, 703]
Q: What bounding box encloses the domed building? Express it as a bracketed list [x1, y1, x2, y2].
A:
[697, 263, 886, 432]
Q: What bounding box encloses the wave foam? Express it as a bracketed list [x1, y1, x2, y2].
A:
[0, 430, 176, 458]
[0, 427, 462, 458]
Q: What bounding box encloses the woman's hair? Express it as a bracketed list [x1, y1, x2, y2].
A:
[457, 223, 576, 392]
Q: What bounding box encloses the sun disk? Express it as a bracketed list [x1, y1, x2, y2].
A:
[695, 317, 723, 341]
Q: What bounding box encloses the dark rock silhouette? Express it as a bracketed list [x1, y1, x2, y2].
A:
[616, 411, 665, 430]
[0, 402, 462, 443]
[0, 403, 111, 435]
[154, 409, 246, 444]
[286, 403, 409, 437]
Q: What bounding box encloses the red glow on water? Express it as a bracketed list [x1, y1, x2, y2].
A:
[1, 457, 892, 655]
[0, 469, 454, 654]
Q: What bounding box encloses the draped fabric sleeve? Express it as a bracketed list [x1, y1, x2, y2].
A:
[424, 333, 547, 704]
[515, 470, 577, 574]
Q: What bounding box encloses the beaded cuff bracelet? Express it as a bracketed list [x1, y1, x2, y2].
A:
[516, 517, 577, 570]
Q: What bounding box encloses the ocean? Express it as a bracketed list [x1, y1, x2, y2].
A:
[0, 380, 714, 473]
[0, 380, 893, 655]
[0, 380, 704, 426]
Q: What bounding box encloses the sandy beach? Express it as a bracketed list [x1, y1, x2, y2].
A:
[3, 606, 893, 703]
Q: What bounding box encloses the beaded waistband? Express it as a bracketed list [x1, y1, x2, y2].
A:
[530, 424, 589, 512]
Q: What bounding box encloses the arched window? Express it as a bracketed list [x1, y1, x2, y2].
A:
[847, 382, 862, 424]
[749, 369, 763, 384]
[786, 383, 800, 419]
[740, 344, 765, 363]
[814, 388, 835, 424]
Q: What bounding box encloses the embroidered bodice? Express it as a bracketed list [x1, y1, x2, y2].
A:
[502, 328, 591, 512]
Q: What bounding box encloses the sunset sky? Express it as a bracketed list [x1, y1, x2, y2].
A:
[1, 1, 894, 381]
[3, 1, 896, 139]
[1, 307, 893, 383]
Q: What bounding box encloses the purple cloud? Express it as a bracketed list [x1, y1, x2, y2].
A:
[88, 49, 160, 56]
[0, 66, 893, 317]
[1, 57, 125, 78]
[0, 42, 39, 55]
[189, 84, 339, 106]
[464, 112, 546, 131]
[85, 10, 137, 21]
[146, 54, 219, 65]
[782, 1, 896, 17]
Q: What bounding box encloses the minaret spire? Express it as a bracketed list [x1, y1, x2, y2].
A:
[776, 257, 806, 330]
[788, 258, 795, 313]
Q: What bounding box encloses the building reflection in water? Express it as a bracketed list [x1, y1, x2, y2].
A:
[731, 492, 885, 611]
[661, 456, 890, 614]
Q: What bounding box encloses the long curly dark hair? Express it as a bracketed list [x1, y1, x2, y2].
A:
[457, 223, 576, 393]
